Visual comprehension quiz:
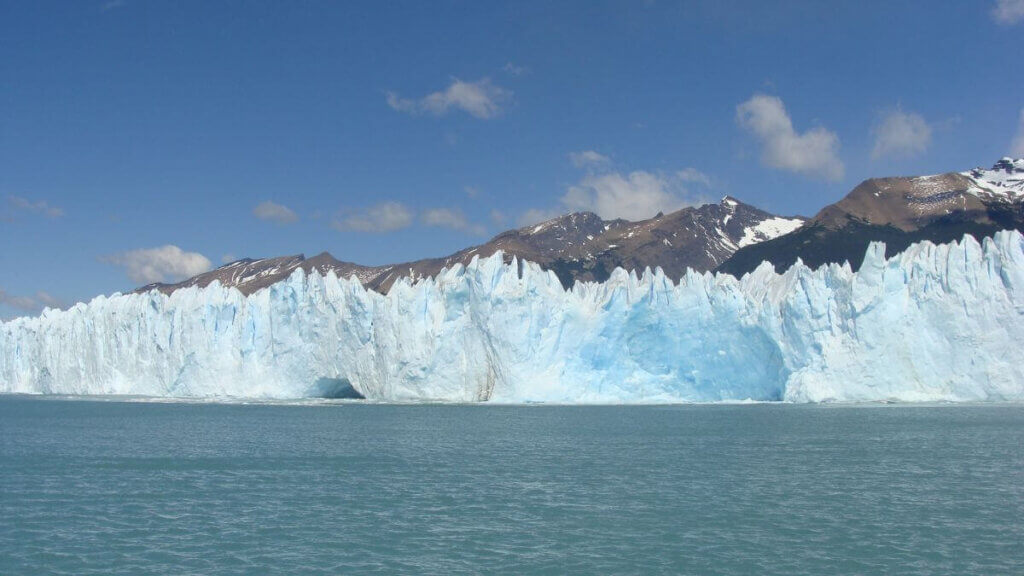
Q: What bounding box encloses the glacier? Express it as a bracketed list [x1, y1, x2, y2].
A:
[2, 231, 1024, 403]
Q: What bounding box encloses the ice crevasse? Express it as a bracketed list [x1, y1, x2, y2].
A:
[2, 231, 1024, 403]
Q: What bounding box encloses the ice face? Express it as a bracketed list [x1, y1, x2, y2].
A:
[2, 231, 1023, 403]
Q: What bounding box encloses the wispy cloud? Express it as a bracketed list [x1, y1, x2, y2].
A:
[517, 207, 566, 228]
[100, 0, 127, 12]
[101, 245, 212, 284]
[421, 208, 487, 235]
[489, 209, 507, 227]
[569, 150, 611, 169]
[331, 201, 414, 233]
[387, 78, 511, 119]
[503, 62, 529, 76]
[736, 94, 844, 181]
[329, 202, 489, 235]
[0, 288, 65, 315]
[992, 0, 1024, 24]
[677, 167, 712, 187]
[252, 200, 299, 225]
[871, 108, 932, 159]
[1012, 108, 1024, 157]
[7, 196, 65, 219]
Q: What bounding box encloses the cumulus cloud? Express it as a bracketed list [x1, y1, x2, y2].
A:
[569, 150, 611, 169]
[992, 0, 1024, 24]
[871, 109, 932, 159]
[421, 208, 486, 235]
[561, 171, 693, 221]
[736, 94, 844, 181]
[7, 196, 64, 218]
[1012, 108, 1024, 157]
[331, 201, 414, 233]
[387, 78, 511, 119]
[101, 245, 212, 284]
[252, 200, 298, 224]
[518, 159, 715, 226]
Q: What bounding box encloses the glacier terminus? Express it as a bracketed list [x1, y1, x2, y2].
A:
[2, 231, 1023, 403]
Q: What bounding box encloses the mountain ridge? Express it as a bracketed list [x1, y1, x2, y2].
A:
[138, 158, 1024, 296]
[717, 158, 1024, 276]
[139, 197, 805, 295]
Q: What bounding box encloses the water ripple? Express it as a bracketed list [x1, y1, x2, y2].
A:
[2, 398, 1023, 574]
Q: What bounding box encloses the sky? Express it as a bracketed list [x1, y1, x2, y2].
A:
[2, 0, 1023, 318]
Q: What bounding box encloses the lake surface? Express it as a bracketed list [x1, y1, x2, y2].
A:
[1, 397, 1023, 575]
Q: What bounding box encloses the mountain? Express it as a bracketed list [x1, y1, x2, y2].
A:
[137, 253, 380, 297]
[139, 197, 805, 295]
[717, 158, 1024, 276]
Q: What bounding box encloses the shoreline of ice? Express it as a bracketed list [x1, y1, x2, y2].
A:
[4, 392, 1023, 409]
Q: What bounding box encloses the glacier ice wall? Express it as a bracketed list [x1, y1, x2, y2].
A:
[2, 231, 1024, 403]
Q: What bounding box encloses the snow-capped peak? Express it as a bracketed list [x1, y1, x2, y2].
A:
[963, 158, 1024, 202]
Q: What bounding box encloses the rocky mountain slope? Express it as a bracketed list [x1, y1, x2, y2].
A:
[717, 158, 1024, 276]
[140, 197, 805, 295]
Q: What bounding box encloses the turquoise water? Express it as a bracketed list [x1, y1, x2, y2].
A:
[2, 397, 1023, 575]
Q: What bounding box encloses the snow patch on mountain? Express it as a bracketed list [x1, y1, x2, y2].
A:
[738, 217, 805, 248]
[964, 157, 1024, 201]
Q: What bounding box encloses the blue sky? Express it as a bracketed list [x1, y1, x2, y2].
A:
[2, 0, 1023, 318]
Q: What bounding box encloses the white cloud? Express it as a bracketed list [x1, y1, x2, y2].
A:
[677, 167, 712, 187]
[7, 196, 64, 218]
[421, 208, 486, 235]
[221, 253, 238, 264]
[736, 94, 844, 181]
[101, 245, 212, 284]
[519, 161, 714, 226]
[871, 109, 932, 159]
[331, 201, 414, 233]
[1012, 108, 1024, 157]
[464, 186, 480, 198]
[561, 171, 692, 221]
[569, 150, 611, 169]
[252, 200, 298, 224]
[992, 0, 1024, 24]
[386, 78, 511, 119]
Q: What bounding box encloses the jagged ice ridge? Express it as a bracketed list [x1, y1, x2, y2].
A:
[2, 231, 1024, 403]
